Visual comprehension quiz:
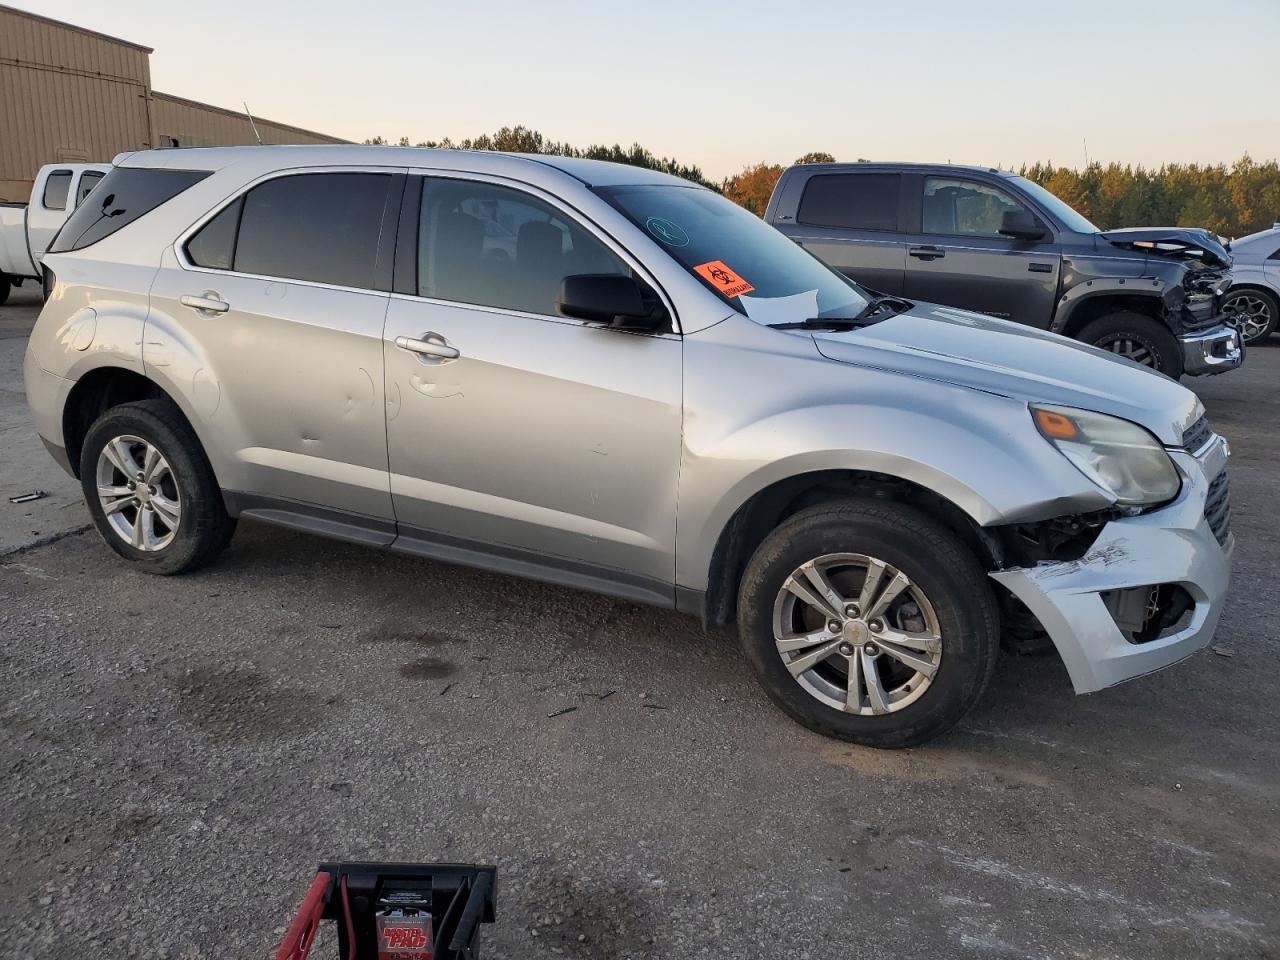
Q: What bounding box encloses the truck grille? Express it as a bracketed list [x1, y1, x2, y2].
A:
[1203, 469, 1231, 546]
[1181, 415, 1213, 451]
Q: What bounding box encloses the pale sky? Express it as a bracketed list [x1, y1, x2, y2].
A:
[22, 0, 1280, 181]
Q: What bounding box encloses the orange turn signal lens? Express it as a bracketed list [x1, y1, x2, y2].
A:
[1033, 409, 1079, 440]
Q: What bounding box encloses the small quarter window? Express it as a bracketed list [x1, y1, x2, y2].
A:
[185, 197, 243, 270]
[43, 170, 74, 211]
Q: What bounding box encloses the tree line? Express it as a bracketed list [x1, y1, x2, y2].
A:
[365, 128, 1279, 238]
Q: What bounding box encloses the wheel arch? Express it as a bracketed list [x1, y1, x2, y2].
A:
[697, 469, 1002, 629]
[62, 366, 209, 480]
[1055, 291, 1167, 341]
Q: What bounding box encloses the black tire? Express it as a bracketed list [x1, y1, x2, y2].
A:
[0, 276, 11, 306]
[1223, 287, 1279, 344]
[736, 499, 1000, 748]
[79, 398, 234, 575]
[1078, 311, 1183, 377]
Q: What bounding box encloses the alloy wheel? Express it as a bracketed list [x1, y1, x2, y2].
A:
[772, 553, 943, 715]
[94, 434, 182, 551]
[1098, 336, 1155, 367]
[1224, 293, 1273, 343]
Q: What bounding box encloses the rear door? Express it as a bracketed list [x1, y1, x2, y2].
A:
[902, 173, 1060, 326]
[149, 168, 403, 520]
[774, 171, 908, 295]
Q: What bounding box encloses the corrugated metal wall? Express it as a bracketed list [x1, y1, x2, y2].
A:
[0, 5, 153, 200]
[0, 5, 347, 202]
[152, 93, 347, 149]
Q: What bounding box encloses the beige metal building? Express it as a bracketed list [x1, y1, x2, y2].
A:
[0, 4, 346, 201]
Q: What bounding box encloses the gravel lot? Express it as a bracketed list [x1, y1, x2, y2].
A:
[2, 291, 1278, 959]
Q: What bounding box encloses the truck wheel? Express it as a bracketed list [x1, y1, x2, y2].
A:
[0, 276, 11, 305]
[1223, 288, 1278, 343]
[736, 499, 1000, 749]
[79, 398, 235, 575]
[1079, 311, 1183, 377]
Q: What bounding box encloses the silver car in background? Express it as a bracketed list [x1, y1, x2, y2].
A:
[1224, 223, 1280, 342]
[24, 146, 1233, 747]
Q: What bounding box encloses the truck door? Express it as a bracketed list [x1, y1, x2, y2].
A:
[902, 174, 1060, 327]
[771, 171, 907, 295]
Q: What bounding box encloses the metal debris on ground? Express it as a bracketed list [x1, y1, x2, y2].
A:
[547, 706, 578, 719]
[9, 491, 47, 504]
[1211, 645, 1234, 657]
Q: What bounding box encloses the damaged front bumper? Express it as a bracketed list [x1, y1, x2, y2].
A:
[991, 436, 1232, 693]
[1179, 323, 1242, 377]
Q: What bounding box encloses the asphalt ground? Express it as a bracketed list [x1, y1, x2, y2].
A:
[2, 290, 1277, 959]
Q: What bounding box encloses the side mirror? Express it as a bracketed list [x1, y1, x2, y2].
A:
[557, 274, 661, 331]
[999, 208, 1048, 241]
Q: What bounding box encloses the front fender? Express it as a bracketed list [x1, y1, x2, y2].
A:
[675, 322, 1112, 592]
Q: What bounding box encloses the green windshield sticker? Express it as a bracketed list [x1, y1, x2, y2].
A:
[645, 216, 689, 247]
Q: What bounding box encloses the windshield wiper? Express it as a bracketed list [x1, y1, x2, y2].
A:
[767, 295, 913, 331]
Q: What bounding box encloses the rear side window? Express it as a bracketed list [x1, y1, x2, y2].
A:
[49, 167, 210, 253]
[75, 170, 105, 206]
[796, 174, 900, 231]
[230, 173, 392, 288]
[43, 170, 73, 211]
[185, 197, 243, 270]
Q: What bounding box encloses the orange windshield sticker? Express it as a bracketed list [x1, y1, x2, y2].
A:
[693, 260, 756, 298]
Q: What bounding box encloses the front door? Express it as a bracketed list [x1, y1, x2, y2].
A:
[148, 169, 402, 520]
[382, 174, 682, 601]
[903, 174, 1060, 327]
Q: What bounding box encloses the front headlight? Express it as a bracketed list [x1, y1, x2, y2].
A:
[1031, 404, 1181, 506]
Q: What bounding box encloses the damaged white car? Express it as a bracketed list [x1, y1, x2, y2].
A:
[24, 146, 1232, 746]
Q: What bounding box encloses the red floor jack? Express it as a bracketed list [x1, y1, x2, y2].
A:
[275, 862, 497, 960]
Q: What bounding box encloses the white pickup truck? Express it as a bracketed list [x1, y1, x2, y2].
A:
[1, 162, 110, 304]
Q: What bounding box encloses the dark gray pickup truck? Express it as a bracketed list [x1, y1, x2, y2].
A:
[764, 162, 1242, 378]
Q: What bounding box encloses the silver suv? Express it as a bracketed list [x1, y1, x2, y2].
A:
[24, 146, 1233, 747]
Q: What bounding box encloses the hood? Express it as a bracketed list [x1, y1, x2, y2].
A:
[1100, 227, 1232, 270]
[809, 303, 1201, 445]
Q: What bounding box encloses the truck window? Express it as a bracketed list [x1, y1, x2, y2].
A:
[49, 167, 210, 253]
[75, 171, 105, 206]
[43, 170, 74, 211]
[796, 173, 901, 231]
[922, 177, 1025, 238]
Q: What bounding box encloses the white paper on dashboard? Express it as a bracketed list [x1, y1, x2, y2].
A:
[739, 289, 820, 327]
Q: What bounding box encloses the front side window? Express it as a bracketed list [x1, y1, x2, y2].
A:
[596, 184, 869, 323]
[417, 178, 630, 317]
[43, 170, 73, 210]
[49, 167, 210, 253]
[75, 171, 105, 206]
[797, 173, 901, 231]
[922, 177, 1025, 238]
[230, 173, 392, 288]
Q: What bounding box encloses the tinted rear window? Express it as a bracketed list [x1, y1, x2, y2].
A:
[232, 173, 391, 288]
[43, 171, 73, 211]
[49, 167, 209, 253]
[75, 170, 105, 206]
[185, 196, 243, 271]
[797, 173, 900, 231]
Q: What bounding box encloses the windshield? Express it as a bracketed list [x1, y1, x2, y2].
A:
[1008, 176, 1098, 234]
[594, 184, 870, 323]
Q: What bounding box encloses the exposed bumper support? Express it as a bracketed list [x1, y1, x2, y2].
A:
[1179, 324, 1242, 377]
[991, 439, 1232, 693]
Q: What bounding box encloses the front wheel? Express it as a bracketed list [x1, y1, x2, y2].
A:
[1078, 311, 1183, 377]
[1223, 288, 1278, 343]
[80, 398, 235, 575]
[736, 499, 1000, 748]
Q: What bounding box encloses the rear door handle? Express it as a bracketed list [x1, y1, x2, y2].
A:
[908, 246, 945, 261]
[180, 293, 229, 314]
[395, 333, 460, 360]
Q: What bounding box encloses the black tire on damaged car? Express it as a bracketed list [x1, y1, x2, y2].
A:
[736, 498, 1000, 749]
[1078, 311, 1183, 377]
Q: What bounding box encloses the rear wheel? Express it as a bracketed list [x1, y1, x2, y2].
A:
[1223, 288, 1278, 343]
[736, 499, 1000, 748]
[1079, 311, 1182, 377]
[80, 398, 234, 575]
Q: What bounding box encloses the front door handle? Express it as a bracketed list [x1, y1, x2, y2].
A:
[908, 246, 945, 261]
[395, 332, 460, 360]
[180, 293, 230, 314]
